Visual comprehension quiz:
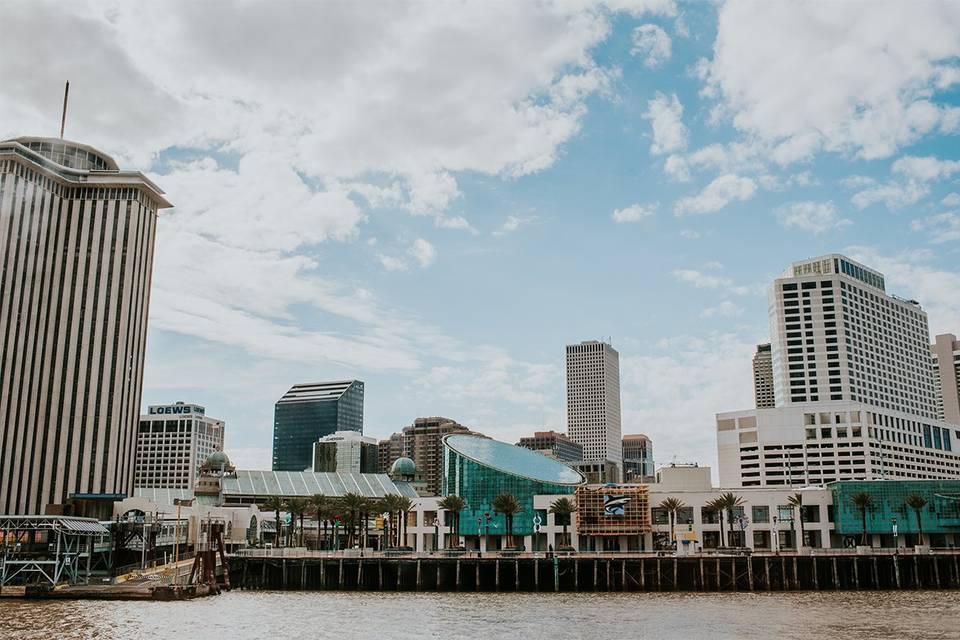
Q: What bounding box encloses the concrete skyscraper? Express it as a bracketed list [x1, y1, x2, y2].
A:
[932, 333, 960, 425]
[752, 343, 775, 408]
[0, 137, 170, 515]
[566, 340, 622, 478]
[134, 402, 225, 489]
[272, 380, 364, 471]
[717, 255, 960, 488]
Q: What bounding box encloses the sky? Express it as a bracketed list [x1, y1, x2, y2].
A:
[1, 0, 959, 473]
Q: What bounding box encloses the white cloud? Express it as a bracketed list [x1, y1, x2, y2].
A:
[408, 238, 437, 268]
[631, 24, 672, 67]
[664, 154, 691, 181]
[674, 174, 756, 216]
[672, 269, 757, 296]
[911, 212, 960, 243]
[850, 155, 960, 210]
[612, 202, 658, 223]
[679, 229, 701, 239]
[378, 254, 408, 272]
[699, 301, 743, 318]
[702, 1, 960, 161]
[943, 193, 960, 207]
[620, 333, 759, 470]
[435, 215, 478, 234]
[776, 201, 851, 235]
[493, 214, 537, 236]
[643, 92, 688, 155]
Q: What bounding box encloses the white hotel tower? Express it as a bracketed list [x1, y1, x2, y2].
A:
[566, 340, 623, 478]
[0, 137, 169, 515]
[717, 255, 960, 487]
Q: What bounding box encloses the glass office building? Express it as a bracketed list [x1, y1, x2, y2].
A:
[443, 434, 584, 537]
[272, 380, 364, 471]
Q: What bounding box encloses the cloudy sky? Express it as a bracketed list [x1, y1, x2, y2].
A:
[2, 0, 959, 472]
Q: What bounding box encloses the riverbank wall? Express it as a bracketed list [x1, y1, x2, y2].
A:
[230, 551, 960, 592]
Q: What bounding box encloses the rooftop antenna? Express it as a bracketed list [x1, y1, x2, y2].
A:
[59, 81, 70, 139]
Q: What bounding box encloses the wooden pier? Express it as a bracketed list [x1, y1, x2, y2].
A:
[230, 551, 960, 592]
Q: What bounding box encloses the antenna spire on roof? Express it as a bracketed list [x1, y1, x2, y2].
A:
[59, 81, 70, 139]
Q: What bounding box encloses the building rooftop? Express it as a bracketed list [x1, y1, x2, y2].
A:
[276, 380, 361, 404]
[444, 435, 585, 486]
[222, 470, 418, 499]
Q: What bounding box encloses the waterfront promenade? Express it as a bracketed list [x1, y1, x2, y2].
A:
[230, 548, 960, 592]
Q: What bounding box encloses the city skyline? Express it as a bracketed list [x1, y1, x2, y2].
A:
[2, 1, 958, 474]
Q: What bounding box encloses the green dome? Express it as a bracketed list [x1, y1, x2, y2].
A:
[389, 457, 416, 478]
[202, 450, 232, 469]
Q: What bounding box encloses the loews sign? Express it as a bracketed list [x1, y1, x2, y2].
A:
[147, 403, 204, 416]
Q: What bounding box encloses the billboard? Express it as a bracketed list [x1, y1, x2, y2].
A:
[603, 494, 629, 516]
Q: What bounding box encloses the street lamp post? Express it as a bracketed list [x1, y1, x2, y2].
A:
[772, 515, 779, 554]
[892, 517, 898, 553]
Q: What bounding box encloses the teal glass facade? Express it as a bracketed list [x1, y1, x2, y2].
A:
[831, 480, 960, 535]
[443, 435, 583, 537]
[272, 381, 364, 471]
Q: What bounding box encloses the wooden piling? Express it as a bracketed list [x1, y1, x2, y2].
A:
[933, 556, 941, 589]
[495, 559, 500, 592]
[476, 561, 481, 591]
[593, 560, 598, 591]
[672, 558, 678, 591]
[302, 560, 308, 590]
[657, 558, 663, 591]
[871, 557, 878, 589]
[606, 560, 611, 592]
[811, 557, 818, 590]
[516, 560, 520, 592]
[574, 559, 579, 591]
[640, 558, 645, 591]
[622, 560, 627, 591]
[893, 556, 901, 589]
[748, 557, 754, 591]
[764, 557, 771, 592]
[455, 559, 461, 591]
[913, 556, 921, 589]
[416, 559, 422, 592]
[715, 557, 721, 591]
[379, 561, 384, 590]
[831, 557, 839, 590]
[792, 557, 798, 590]
[700, 557, 706, 592]
[282, 559, 288, 589]
[852, 557, 859, 590]
[338, 559, 344, 591]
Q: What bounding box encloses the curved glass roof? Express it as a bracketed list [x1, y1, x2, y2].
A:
[444, 435, 585, 486]
[5, 136, 119, 171]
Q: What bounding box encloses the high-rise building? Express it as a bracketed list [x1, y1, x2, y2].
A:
[312, 430, 378, 474]
[379, 417, 484, 496]
[272, 380, 364, 471]
[717, 255, 960, 488]
[0, 137, 170, 515]
[134, 402, 225, 489]
[565, 340, 623, 476]
[932, 333, 960, 425]
[753, 343, 775, 408]
[768, 255, 937, 416]
[622, 433, 654, 482]
[517, 430, 584, 462]
[378, 431, 405, 474]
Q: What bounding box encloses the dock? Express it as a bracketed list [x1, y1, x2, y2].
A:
[231, 550, 960, 592]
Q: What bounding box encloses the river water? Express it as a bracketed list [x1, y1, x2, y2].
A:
[2, 590, 958, 639]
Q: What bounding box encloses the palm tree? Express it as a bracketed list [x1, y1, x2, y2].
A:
[658, 497, 685, 550]
[261, 496, 286, 548]
[705, 498, 724, 548]
[396, 496, 414, 548]
[787, 492, 804, 549]
[438, 495, 466, 549]
[380, 494, 402, 549]
[286, 497, 309, 547]
[549, 497, 577, 548]
[340, 492, 367, 548]
[905, 494, 928, 546]
[491, 492, 522, 549]
[717, 492, 745, 547]
[851, 492, 873, 546]
[309, 494, 331, 550]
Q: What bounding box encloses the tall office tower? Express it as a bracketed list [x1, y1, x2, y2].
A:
[932, 333, 960, 424]
[517, 430, 584, 462]
[312, 430, 379, 474]
[717, 255, 960, 488]
[622, 433, 654, 482]
[752, 343, 775, 408]
[378, 417, 483, 496]
[134, 402, 225, 489]
[272, 380, 364, 471]
[378, 431, 405, 473]
[566, 340, 623, 476]
[0, 137, 170, 515]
